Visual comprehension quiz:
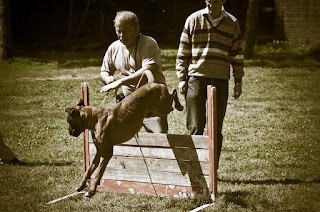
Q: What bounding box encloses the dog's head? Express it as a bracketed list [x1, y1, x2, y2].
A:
[65, 99, 86, 137]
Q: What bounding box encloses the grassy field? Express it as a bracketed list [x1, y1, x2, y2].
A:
[0, 43, 319, 211]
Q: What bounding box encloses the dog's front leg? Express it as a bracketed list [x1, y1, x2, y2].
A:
[86, 145, 113, 197]
[76, 153, 101, 192]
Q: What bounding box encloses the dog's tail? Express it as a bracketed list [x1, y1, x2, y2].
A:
[136, 70, 155, 89]
[172, 89, 184, 111]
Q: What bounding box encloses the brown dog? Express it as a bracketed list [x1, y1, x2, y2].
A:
[65, 81, 183, 197]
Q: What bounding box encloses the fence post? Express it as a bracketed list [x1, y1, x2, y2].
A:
[207, 85, 217, 201]
[81, 82, 90, 172]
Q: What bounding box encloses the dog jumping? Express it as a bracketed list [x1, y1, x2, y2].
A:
[65, 73, 183, 197]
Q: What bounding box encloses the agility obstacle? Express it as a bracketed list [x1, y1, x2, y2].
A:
[81, 82, 218, 200]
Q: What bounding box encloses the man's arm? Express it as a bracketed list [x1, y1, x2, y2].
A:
[100, 64, 157, 93]
[100, 45, 116, 85]
[176, 18, 192, 94]
[230, 20, 244, 99]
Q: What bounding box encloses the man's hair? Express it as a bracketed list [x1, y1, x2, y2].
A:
[114, 11, 139, 27]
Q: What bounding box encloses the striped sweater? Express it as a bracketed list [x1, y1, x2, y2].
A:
[176, 7, 244, 82]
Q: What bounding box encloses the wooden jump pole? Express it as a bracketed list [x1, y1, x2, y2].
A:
[207, 85, 218, 201]
[81, 82, 90, 172]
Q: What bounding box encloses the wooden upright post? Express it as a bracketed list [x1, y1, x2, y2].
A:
[207, 86, 217, 201]
[81, 82, 90, 172]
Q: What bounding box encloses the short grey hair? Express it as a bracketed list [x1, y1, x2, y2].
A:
[114, 11, 140, 27]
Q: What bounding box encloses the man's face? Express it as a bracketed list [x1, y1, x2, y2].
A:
[114, 21, 138, 47]
[206, 0, 225, 15]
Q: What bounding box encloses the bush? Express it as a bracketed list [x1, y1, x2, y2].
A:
[308, 44, 320, 61]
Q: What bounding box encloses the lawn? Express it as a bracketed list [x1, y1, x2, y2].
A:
[0, 43, 319, 211]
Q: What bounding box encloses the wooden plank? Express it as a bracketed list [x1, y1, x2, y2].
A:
[122, 133, 209, 149]
[97, 180, 211, 200]
[115, 146, 209, 162]
[101, 168, 151, 183]
[81, 82, 90, 172]
[89, 133, 209, 149]
[104, 156, 210, 175]
[100, 168, 210, 188]
[89, 143, 209, 162]
[89, 142, 96, 155]
[147, 158, 209, 175]
[207, 85, 217, 200]
[149, 171, 209, 187]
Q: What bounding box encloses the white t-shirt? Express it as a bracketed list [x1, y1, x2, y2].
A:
[101, 35, 166, 95]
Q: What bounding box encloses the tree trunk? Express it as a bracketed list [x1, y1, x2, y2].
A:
[0, 0, 12, 60]
[243, 0, 262, 59]
[66, 0, 74, 45]
[65, 0, 90, 49]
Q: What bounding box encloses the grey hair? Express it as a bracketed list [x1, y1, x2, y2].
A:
[114, 11, 140, 27]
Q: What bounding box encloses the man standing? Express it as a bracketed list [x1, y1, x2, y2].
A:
[100, 11, 168, 133]
[176, 0, 244, 164]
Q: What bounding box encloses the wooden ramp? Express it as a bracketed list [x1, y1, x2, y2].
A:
[81, 82, 218, 200]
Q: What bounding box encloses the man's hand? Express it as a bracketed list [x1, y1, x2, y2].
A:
[104, 76, 115, 84]
[100, 80, 122, 93]
[178, 81, 187, 95]
[100, 72, 115, 85]
[233, 82, 242, 99]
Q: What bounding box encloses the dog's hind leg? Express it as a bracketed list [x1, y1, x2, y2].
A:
[86, 145, 113, 197]
[76, 153, 101, 192]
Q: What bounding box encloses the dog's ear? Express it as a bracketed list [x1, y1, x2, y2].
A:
[65, 107, 80, 116]
[77, 99, 85, 106]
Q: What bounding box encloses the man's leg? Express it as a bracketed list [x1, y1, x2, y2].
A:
[186, 77, 207, 135]
[143, 115, 168, 133]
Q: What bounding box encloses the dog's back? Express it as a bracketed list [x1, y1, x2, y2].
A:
[123, 83, 175, 114]
[103, 83, 173, 143]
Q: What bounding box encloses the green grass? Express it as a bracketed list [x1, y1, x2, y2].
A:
[0, 43, 319, 211]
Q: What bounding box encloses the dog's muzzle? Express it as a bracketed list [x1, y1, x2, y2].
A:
[69, 126, 82, 137]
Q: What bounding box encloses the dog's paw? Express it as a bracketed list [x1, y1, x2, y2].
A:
[85, 190, 95, 197]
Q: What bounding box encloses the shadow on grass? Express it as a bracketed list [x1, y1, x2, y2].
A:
[221, 190, 250, 208]
[220, 178, 320, 185]
[24, 161, 75, 167]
